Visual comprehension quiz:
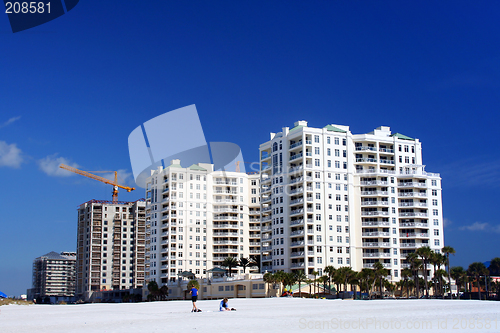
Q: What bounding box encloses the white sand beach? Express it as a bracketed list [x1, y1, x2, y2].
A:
[2, 298, 500, 333]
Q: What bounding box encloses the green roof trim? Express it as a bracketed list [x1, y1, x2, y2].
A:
[391, 133, 414, 141]
[323, 124, 346, 133]
[289, 125, 304, 132]
[189, 164, 207, 171]
[166, 164, 182, 169]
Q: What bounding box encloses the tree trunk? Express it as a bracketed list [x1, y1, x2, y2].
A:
[477, 277, 481, 301]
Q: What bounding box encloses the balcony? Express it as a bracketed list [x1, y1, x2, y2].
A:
[363, 263, 392, 268]
[213, 208, 239, 213]
[289, 141, 303, 149]
[289, 165, 304, 173]
[215, 181, 238, 185]
[360, 181, 388, 186]
[400, 233, 429, 238]
[290, 153, 303, 161]
[213, 232, 239, 236]
[215, 199, 237, 203]
[214, 240, 238, 245]
[363, 252, 391, 258]
[290, 251, 304, 258]
[398, 192, 427, 197]
[362, 221, 390, 227]
[356, 169, 396, 175]
[398, 182, 427, 188]
[291, 262, 305, 268]
[379, 148, 394, 153]
[290, 229, 304, 236]
[379, 160, 395, 165]
[290, 241, 305, 247]
[399, 212, 428, 217]
[360, 191, 388, 196]
[355, 146, 377, 152]
[290, 188, 304, 195]
[362, 242, 391, 247]
[356, 158, 377, 163]
[399, 222, 428, 228]
[290, 208, 304, 216]
[290, 219, 304, 226]
[213, 216, 239, 221]
[361, 201, 389, 206]
[213, 223, 238, 229]
[290, 198, 304, 206]
[289, 177, 304, 185]
[362, 232, 390, 237]
[361, 211, 389, 216]
[399, 202, 427, 207]
[400, 243, 427, 248]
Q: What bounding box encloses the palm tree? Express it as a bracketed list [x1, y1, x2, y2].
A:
[442, 246, 456, 299]
[263, 272, 275, 297]
[251, 255, 261, 273]
[312, 271, 319, 298]
[349, 271, 360, 299]
[222, 257, 239, 277]
[416, 246, 433, 297]
[401, 268, 412, 298]
[467, 262, 489, 300]
[274, 270, 286, 295]
[450, 266, 466, 297]
[324, 266, 336, 295]
[358, 268, 373, 299]
[488, 257, 500, 276]
[238, 257, 252, 273]
[407, 252, 422, 298]
[284, 272, 297, 293]
[336, 266, 355, 299]
[147, 280, 159, 301]
[159, 285, 169, 300]
[187, 279, 200, 290]
[372, 262, 387, 298]
[294, 270, 307, 298]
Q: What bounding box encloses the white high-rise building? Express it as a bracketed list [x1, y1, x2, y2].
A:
[259, 121, 444, 281]
[76, 199, 146, 299]
[145, 159, 260, 286]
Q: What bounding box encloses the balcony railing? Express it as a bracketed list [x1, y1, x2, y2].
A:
[290, 153, 303, 161]
[362, 242, 391, 247]
[399, 222, 428, 228]
[399, 212, 428, 217]
[400, 233, 429, 238]
[398, 192, 427, 197]
[399, 202, 427, 207]
[362, 221, 390, 227]
[361, 211, 389, 216]
[361, 201, 389, 206]
[355, 146, 377, 152]
[290, 219, 304, 226]
[289, 141, 303, 149]
[362, 252, 391, 258]
[360, 181, 388, 186]
[361, 191, 388, 196]
[362, 232, 390, 237]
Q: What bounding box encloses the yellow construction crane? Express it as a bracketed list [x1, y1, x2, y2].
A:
[59, 164, 135, 203]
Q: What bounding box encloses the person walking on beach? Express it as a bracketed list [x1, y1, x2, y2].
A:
[189, 285, 199, 312]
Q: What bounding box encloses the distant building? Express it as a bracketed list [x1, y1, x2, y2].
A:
[76, 199, 146, 300]
[29, 251, 76, 303]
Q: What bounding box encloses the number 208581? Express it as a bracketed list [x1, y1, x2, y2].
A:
[5, 2, 51, 14]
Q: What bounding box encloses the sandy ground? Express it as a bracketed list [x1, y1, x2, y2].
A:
[2, 298, 500, 333]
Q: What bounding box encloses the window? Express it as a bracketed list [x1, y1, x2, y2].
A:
[336, 205, 341, 211]
[337, 225, 342, 232]
[316, 225, 322, 231]
[314, 135, 320, 143]
[335, 137, 339, 145]
[433, 209, 439, 216]
[317, 257, 323, 264]
[342, 139, 346, 146]
[337, 247, 342, 253]
[335, 149, 340, 157]
[328, 160, 331, 168]
[327, 137, 331, 144]
[327, 148, 331, 156]
[338, 257, 343, 264]
[434, 239, 440, 246]
[434, 229, 439, 236]
[316, 235, 322, 242]
[337, 236, 342, 243]
[433, 219, 439, 226]
[315, 159, 320, 167]
[432, 190, 437, 196]
[315, 147, 320, 155]
[432, 199, 438, 206]
[335, 161, 340, 168]
[432, 180, 437, 186]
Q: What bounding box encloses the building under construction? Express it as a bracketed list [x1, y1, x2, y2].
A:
[76, 199, 146, 300]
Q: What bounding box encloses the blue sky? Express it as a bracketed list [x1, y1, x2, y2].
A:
[1, 1, 499, 296]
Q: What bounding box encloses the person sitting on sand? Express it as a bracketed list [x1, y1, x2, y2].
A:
[219, 298, 236, 311]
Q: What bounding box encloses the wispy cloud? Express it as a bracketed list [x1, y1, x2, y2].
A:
[0, 116, 21, 128]
[101, 169, 133, 186]
[37, 154, 80, 177]
[0, 141, 24, 168]
[439, 157, 500, 188]
[443, 218, 453, 227]
[459, 222, 500, 233]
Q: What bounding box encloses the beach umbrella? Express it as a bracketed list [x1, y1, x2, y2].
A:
[0, 291, 7, 298]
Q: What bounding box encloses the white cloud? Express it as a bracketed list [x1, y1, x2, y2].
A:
[38, 154, 80, 177]
[0, 116, 21, 128]
[443, 218, 453, 227]
[458, 221, 500, 233]
[0, 141, 24, 168]
[101, 169, 133, 186]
